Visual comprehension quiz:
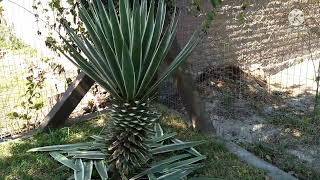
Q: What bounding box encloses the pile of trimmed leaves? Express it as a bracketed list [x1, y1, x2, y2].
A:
[28, 123, 216, 180]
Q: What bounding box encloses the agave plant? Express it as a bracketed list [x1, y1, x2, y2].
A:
[29, 0, 222, 179]
[59, 0, 201, 176]
[28, 123, 212, 180]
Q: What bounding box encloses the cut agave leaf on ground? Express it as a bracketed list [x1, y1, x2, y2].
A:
[150, 132, 177, 143]
[90, 135, 105, 142]
[73, 154, 105, 160]
[178, 163, 205, 169]
[67, 151, 106, 159]
[150, 141, 205, 154]
[172, 138, 203, 157]
[74, 159, 85, 180]
[167, 163, 205, 173]
[148, 143, 163, 148]
[28, 142, 104, 152]
[28, 124, 208, 180]
[157, 169, 190, 180]
[130, 154, 192, 180]
[94, 160, 109, 180]
[166, 156, 206, 170]
[131, 124, 208, 180]
[83, 160, 93, 180]
[188, 178, 223, 180]
[49, 152, 80, 171]
[155, 123, 164, 138]
[147, 173, 157, 180]
[68, 151, 105, 156]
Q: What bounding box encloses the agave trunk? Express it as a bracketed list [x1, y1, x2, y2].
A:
[105, 100, 159, 177]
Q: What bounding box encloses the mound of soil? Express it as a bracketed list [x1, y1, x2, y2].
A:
[196, 65, 280, 109]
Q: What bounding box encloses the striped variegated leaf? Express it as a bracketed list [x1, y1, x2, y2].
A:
[27, 142, 104, 152]
[49, 152, 80, 171]
[74, 159, 85, 180]
[150, 141, 205, 154]
[83, 160, 93, 180]
[61, 0, 201, 103]
[94, 160, 109, 180]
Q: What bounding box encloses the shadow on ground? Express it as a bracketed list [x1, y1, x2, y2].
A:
[0, 119, 106, 180]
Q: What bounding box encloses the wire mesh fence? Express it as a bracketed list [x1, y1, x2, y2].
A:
[0, 0, 79, 138]
[1, 0, 320, 141]
[160, 0, 320, 123]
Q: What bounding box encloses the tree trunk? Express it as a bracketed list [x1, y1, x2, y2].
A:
[166, 37, 215, 133]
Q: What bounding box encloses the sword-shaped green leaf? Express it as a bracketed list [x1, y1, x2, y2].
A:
[166, 156, 206, 170]
[143, 32, 201, 101]
[155, 123, 164, 138]
[91, 0, 127, 97]
[150, 141, 205, 154]
[49, 152, 80, 171]
[147, 173, 157, 180]
[131, 0, 142, 95]
[121, 37, 136, 100]
[130, 154, 191, 180]
[150, 132, 177, 143]
[94, 160, 109, 180]
[172, 138, 203, 157]
[120, 0, 131, 47]
[108, 0, 124, 65]
[157, 169, 190, 180]
[83, 160, 93, 180]
[136, 0, 166, 95]
[74, 159, 84, 180]
[28, 142, 103, 152]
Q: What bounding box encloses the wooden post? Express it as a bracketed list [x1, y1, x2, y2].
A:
[41, 72, 95, 130]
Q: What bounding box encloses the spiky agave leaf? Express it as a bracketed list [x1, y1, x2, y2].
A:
[28, 141, 108, 179]
[60, 0, 199, 102]
[130, 123, 207, 180]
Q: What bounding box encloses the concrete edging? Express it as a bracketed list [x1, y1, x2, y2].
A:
[224, 141, 298, 180]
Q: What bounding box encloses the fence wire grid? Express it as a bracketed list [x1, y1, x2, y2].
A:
[162, 0, 320, 122]
[1, 0, 320, 141]
[0, 0, 80, 139]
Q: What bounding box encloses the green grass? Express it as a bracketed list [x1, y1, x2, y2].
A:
[243, 109, 320, 179]
[250, 111, 320, 180]
[0, 110, 267, 180]
[267, 111, 320, 145]
[0, 118, 107, 180]
[243, 142, 320, 180]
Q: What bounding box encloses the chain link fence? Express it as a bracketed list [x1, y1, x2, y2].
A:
[1, 0, 320, 141]
[0, 0, 79, 139]
[161, 0, 320, 131]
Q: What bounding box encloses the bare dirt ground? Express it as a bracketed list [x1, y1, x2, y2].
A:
[195, 65, 320, 179]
